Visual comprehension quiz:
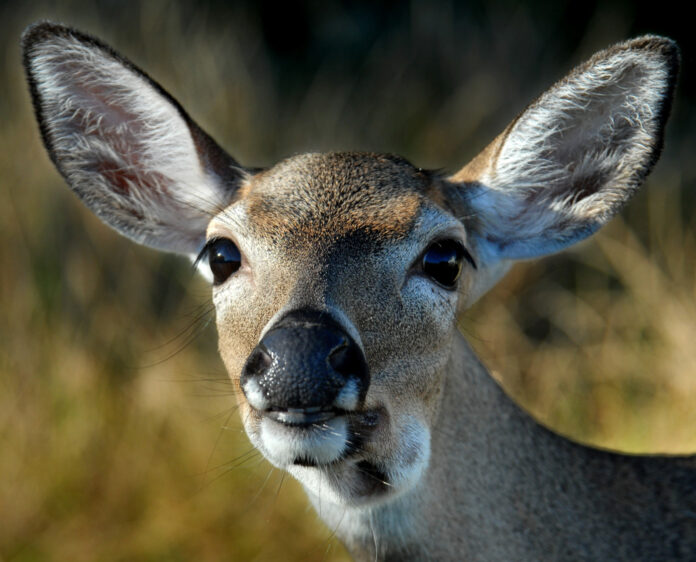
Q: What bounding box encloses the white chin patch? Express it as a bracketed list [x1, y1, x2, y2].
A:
[259, 416, 348, 467]
[386, 417, 431, 494]
[294, 418, 432, 508]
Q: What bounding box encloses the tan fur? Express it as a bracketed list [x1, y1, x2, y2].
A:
[244, 153, 427, 242]
[449, 130, 506, 184]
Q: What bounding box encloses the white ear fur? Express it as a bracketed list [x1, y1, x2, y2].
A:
[448, 36, 679, 266]
[23, 22, 245, 255]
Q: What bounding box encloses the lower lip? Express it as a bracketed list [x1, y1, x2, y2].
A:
[265, 408, 339, 426]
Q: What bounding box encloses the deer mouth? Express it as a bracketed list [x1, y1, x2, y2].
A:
[283, 422, 419, 506]
[243, 400, 429, 505]
[265, 406, 345, 427]
[250, 405, 382, 469]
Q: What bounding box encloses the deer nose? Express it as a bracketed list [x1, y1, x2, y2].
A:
[240, 309, 369, 422]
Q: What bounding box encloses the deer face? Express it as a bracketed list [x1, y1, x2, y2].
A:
[206, 152, 471, 505]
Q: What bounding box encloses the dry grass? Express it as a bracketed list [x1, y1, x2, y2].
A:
[1, 1, 694, 560]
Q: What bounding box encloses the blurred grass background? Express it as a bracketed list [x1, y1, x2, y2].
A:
[1, 0, 694, 560]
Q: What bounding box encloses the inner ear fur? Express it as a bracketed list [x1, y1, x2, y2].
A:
[22, 22, 246, 255]
[446, 36, 679, 264]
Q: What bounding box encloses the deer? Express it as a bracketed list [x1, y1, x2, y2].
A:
[22, 21, 696, 561]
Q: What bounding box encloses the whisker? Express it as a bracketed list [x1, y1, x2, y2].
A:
[201, 446, 260, 475]
[138, 306, 215, 368]
[246, 465, 276, 508]
[204, 406, 241, 476]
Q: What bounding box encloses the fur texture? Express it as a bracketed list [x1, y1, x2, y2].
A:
[449, 36, 679, 263]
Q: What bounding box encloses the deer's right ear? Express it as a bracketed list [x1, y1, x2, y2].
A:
[445, 36, 678, 280]
[22, 22, 246, 255]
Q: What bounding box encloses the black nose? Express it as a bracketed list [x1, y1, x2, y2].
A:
[241, 309, 369, 413]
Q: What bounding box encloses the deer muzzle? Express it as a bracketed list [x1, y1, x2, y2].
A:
[240, 309, 370, 426]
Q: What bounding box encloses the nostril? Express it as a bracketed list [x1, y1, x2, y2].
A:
[328, 339, 349, 374]
[329, 338, 348, 374]
[329, 339, 367, 383]
[245, 345, 272, 378]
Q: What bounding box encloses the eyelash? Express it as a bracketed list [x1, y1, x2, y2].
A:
[193, 237, 220, 270]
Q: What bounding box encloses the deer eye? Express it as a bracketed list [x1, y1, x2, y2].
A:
[422, 240, 475, 289]
[206, 238, 241, 285]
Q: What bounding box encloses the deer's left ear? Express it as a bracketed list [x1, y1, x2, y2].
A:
[446, 36, 679, 268]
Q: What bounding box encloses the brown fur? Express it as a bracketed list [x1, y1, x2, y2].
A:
[242, 152, 431, 244]
[449, 131, 506, 184]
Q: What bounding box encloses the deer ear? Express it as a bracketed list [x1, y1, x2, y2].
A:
[22, 22, 246, 255]
[446, 36, 679, 267]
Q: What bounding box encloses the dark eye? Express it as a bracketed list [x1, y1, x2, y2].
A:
[422, 240, 475, 288]
[207, 238, 241, 285]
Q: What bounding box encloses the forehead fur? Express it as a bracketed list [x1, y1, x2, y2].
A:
[240, 152, 436, 244]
